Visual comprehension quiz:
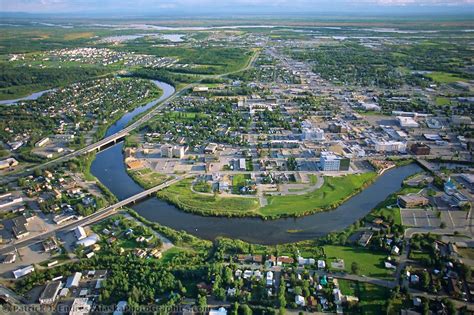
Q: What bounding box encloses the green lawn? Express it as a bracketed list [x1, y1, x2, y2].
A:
[357, 282, 391, 314]
[156, 178, 260, 216]
[128, 168, 169, 189]
[425, 71, 467, 84]
[232, 174, 251, 194]
[260, 172, 377, 217]
[338, 280, 391, 314]
[435, 97, 451, 106]
[156, 173, 377, 219]
[324, 245, 392, 279]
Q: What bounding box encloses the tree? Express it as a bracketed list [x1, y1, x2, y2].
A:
[351, 262, 360, 275]
[197, 294, 207, 309]
[240, 304, 252, 315]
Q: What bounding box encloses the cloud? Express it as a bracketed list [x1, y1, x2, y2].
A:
[1, 0, 473, 13]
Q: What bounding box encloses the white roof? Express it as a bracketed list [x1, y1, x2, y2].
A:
[76, 234, 99, 247]
[13, 265, 34, 279]
[75, 226, 87, 240]
[209, 307, 227, 315]
[66, 272, 82, 288]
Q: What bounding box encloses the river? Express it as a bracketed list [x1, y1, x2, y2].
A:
[91, 80, 421, 244]
[0, 89, 56, 105]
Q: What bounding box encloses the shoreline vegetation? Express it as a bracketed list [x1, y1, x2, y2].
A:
[154, 172, 378, 219]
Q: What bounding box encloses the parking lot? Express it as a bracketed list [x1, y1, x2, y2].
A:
[401, 209, 441, 228]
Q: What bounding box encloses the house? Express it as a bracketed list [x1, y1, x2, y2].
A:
[66, 272, 82, 288]
[39, 281, 62, 305]
[391, 246, 400, 255]
[35, 137, 50, 147]
[358, 231, 373, 247]
[76, 234, 99, 247]
[204, 143, 218, 154]
[209, 307, 227, 315]
[74, 226, 87, 240]
[295, 295, 305, 306]
[69, 298, 91, 315]
[0, 158, 19, 170]
[410, 274, 420, 284]
[333, 288, 343, 304]
[266, 271, 274, 287]
[12, 215, 31, 239]
[317, 260, 326, 269]
[2, 253, 16, 264]
[13, 265, 34, 279]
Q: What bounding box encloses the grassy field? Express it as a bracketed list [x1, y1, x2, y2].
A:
[156, 178, 260, 217]
[128, 168, 170, 189]
[324, 245, 392, 279]
[425, 71, 467, 83]
[155, 173, 377, 218]
[259, 172, 377, 218]
[435, 96, 452, 106]
[338, 279, 391, 314]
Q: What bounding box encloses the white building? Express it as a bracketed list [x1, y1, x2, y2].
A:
[35, 137, 50, 147]
[69, 298, 91, 315]
[303, 127, 325, 141]
[320, 152, 340, 171]
[266, 271, 274, 287]
[76, 234, 99, 248]
[74, 226, 87, 240]
[397, 116, 419, 128]
[13, 265, 34, 279]
[374, 141, 407, 153]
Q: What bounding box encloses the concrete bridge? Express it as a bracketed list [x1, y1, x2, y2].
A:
[0, 176, 185, 255]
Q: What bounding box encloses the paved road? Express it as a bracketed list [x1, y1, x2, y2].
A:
[0, 176, 184, 256]
[0, 50, 261, 186]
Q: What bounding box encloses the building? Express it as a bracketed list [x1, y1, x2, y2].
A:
[2, 253, 16, 264]
[66, 272, 82, 288]
[209, 307, 227, 315]
[74, 226, 87, 240]
[374, 141, 407, 153]
[204, 143, 218, 154]
[410, 143, 430, 155]
[193, 86, 209, 93]
[239, 158, 246, 171]
[12, 215, 30, 239]
[358, 231, 374, 247]
[328, 122, 347, 133]
[113, 301, 128, 315]
[13, 265, 34, 279]
[320, 152, 350, 171]
[0, 195, 23, 209]
[302, 123, 325, 141]
[398, 195, 429, 208]
[39, 281, 62, 305]
[444, 177, 457, 195]
[266, 271, 273, 287]
[76, 234, 99, 248]
[0, 158, 19, 170]
[69, 298, 91, 315]
[397, 116, 419, 128]
[35, 137, 50, 147]
[451, 192, 469, 207]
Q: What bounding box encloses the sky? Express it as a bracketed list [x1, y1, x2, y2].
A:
[1, 0, 474, 15]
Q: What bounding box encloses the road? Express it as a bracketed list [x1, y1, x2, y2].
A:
[0, 176, 184, 256]
[0, 49, 261, 186]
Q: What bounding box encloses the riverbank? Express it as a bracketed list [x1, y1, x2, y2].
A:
[155, 172, 378, 219]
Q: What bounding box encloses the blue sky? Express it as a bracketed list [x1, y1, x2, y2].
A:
[1, 0, 474, 14]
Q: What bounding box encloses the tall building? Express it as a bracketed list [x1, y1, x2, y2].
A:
[320, 152, 350, 171]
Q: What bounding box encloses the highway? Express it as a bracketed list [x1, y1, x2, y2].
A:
[0, 49, 261, 186]
[0, 176, 184, 256]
